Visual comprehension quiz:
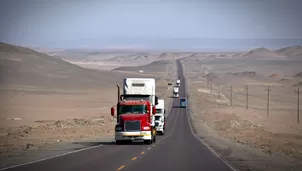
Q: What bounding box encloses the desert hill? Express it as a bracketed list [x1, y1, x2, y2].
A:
[104, 53, 157, 62]
[275, 46, 302, 60]
[244, 47, 285, 60]
[112, 60, 173, 73]
[0, 42, 137, 89]
[267, 73, 281, 78]
[203, 73, 218, 80]
[293, 72, 302, 78]
[56, 50, 135, 61]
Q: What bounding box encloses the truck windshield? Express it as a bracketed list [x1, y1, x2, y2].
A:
[155, 116, 161, 120]
[119, 105, 147, 114]
[156, 109, 163, 114]
[180, 99, 186, 102]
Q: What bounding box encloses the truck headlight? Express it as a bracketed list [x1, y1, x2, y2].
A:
[115, 126, 122, 131]
[142, 126, 150, 130]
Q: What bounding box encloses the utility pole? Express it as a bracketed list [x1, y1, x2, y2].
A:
[207, 78, 210, 89]
[265, 86, 272, 117]
[230, 85, 233, 106]
[245, 85, 248, 109]
[218, 84, 221, 99]
[210, 79, 213, 94]
[296, 87, 301, 123]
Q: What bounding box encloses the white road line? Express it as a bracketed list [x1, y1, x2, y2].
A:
[0, 144, 104, 170]
[181, 61, 237, 171]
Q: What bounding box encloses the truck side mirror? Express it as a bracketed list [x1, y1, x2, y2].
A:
[155, 96, 158, 105]
[111, 107, 115, 117]
[120, 95, 124, 101]
[164, 110, 166, 114]
[152, 106, 156, 115]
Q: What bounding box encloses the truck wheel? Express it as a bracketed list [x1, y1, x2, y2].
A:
[161, 126, 165, 135]
[153, 128, 157, 142]
[144, 140, 152, 145]
[125, 140, 132, 144]
[153, 135, 156, 143]
[116, 140, 122, 145]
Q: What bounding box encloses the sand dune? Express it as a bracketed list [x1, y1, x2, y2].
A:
[228, 71, 256, 77]
[293, 82, 302, 87]
[293, 72, 302, 78]
[276, 46, 302, 60]
[0, 42, 140, 89]
[203, 73, 218, 80]
[113, 59, 173, 73]
[244, 47, 285, 59]
[104, 53, 158, 62]
[267, 73, 281, 78]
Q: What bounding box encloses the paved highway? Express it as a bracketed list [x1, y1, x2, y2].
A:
[2, 60, 234, 171]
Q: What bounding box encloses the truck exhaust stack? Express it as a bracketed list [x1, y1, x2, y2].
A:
[117, 84, 120, 102]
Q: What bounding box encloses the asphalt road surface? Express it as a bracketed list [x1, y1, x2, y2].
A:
[2, 60, 234, 171]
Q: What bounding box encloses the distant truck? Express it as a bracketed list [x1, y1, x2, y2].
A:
[180, 98, 187, 108]
[111, 78, 158, 145]
[176, 79, 180, 87]
[155, 99, 165, 135]
[173, 87, 179, 98]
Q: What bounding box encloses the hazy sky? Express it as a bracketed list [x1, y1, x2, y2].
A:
[0, 0, 302, 49]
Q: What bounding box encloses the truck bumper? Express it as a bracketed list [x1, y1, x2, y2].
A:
[155, 124, 164, 132]
[115, 131, 152, 141]
[156, 127, 164, 132]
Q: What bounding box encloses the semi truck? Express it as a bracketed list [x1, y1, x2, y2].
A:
[155, 99, 165, 135]
[111, 78, 158, 145]
[176, 79, 180, 87]
[173, 87, 179, 98]
[180, 98, 187, 108]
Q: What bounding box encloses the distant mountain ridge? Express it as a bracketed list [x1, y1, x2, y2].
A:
[0, 42, 136, 89]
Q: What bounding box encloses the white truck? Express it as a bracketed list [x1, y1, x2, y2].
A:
[173, 87, 179, 98]
[176, 79, 180, 87]
[155, 99, 165, 135]
[111, 78, 158, 144]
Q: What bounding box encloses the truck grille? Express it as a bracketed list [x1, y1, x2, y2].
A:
[124, 121, 141, 131]
[155, 122, 159, 127]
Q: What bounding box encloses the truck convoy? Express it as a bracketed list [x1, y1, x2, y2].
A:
[173, 87, 179, 98]
[111, 78, 158, 145]
[155, 99, 165, 135]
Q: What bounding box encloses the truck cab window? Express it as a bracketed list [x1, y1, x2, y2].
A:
[155, 116, 161, 120]
[119, 105, 147, 114]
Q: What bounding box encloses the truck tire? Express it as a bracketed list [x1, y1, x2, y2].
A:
[116, 140, 122, 145]
[144, 140, 152, 145]
[144, 129, 155, 145]
[153, 134, 156, 143]
[153, 128, 157, 143]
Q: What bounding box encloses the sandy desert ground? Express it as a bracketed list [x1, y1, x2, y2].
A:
[0, 43, 176, 167]
[1, 42, 302, 170]
[180, 47, 302, 170]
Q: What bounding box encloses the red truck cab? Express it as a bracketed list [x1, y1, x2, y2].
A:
[111, 100, 156, 144]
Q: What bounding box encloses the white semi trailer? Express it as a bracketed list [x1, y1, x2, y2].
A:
[155, 99, 165, 135]
[176, 79, 180, 87]
[173, 87, 179, 98]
